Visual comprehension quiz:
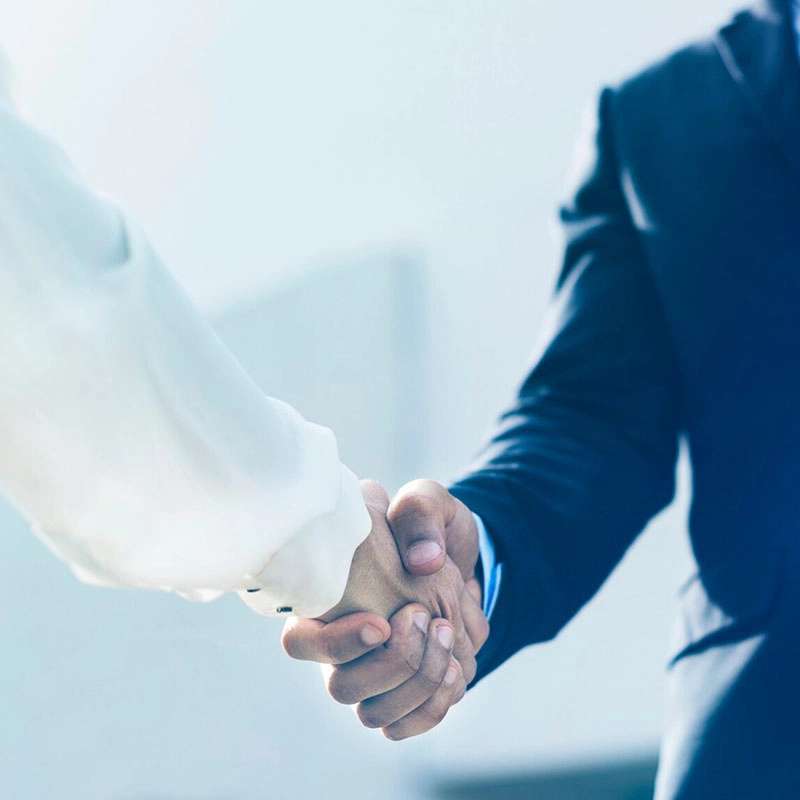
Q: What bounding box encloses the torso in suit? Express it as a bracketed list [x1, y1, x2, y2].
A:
[450, 1, 800, 796]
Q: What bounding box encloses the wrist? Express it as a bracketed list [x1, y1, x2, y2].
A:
[240, 465, 371, 619]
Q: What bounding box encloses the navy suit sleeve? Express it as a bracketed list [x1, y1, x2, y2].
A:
[450, 88, 681, 684]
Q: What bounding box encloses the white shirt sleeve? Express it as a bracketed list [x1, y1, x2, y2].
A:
[0, 61, 370, 618]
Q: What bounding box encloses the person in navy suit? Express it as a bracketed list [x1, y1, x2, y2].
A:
[284, 1, 800, 796]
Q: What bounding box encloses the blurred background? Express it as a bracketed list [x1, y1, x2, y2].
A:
[0, 1, 738, 798]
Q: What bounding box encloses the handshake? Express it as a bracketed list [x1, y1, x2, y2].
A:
[282, 479, 490, 741]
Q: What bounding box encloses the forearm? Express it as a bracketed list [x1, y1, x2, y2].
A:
[0, 62, 369, 616]
[450, 397, 677, 681]
[450, 88, 681, 679]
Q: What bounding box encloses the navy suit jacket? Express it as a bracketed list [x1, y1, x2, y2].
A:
[450, 2, 800, 796]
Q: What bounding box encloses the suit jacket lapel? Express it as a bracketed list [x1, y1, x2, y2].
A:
[716, 0, 800, 181]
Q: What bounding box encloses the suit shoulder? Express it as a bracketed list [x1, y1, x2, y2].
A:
[599, 9, 756, 160]
[611, 6, 776, 113]
[611, 31, 729, 116]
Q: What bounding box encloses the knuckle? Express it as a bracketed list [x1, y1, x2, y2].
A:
[445, 563, 465, 591]
[417, 701, 448, 729]
[280, 629, 304, 661]
[444, 661, 468, 705]
[401, 478, 443, 497]
[416, 663, 447, 693]
[399, 645, 424, 675]
[476, 617, 491, 649]
[461, 656, 477, 685]
[389, 492, 440, 529]
[326, 672, 358, 705]
[382, 727, 407, 742]
[356, 703, 389, 730]
[321, 634, 354, 665]
[361, 480, 390, 509]
[322, 638, 341, 664]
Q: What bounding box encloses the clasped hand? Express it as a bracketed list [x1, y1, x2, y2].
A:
[282, 479, 489, 740]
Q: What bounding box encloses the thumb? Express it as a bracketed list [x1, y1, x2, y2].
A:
[386, 479, 455, 576]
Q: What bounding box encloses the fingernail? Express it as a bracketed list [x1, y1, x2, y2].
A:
[407, 541, 443, 567]
[413, 612, 429, 632]
[437, 626, 454, 648]
[360, 624, 386, 647]
[444, 664, 459, 686]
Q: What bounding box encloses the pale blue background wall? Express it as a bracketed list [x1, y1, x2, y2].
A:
[0, 2, 737, 797]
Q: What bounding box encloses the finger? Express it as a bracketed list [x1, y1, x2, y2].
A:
[450, 613, 477, 685]
[387, 479, 453, 576]
[360, 479, 390, 514]
[323, 604, 429, 705]
[282, 612, 390, 665]
[464, 576, 482, 605]
[355, 619, 455, 729]
[461, 582, 490, 654]
[382, 658, 467, 741]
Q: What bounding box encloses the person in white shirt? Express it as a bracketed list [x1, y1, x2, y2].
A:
[0, 58, 368, 619]
[0, 54, 487, 688]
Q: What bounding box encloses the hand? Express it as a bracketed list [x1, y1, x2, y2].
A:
[283, 603, 470, 739]
[386, 478, 481, 585]
[316, 480, 479, 679]
[282, 479, 489, 740]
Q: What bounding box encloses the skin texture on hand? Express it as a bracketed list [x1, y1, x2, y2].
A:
[387, 479, 481, 583]
[282, 479, 490, 740]
[317, 481, 480, 682]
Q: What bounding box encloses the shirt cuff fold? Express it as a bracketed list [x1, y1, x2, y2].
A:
[237, 465, 371, 618]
